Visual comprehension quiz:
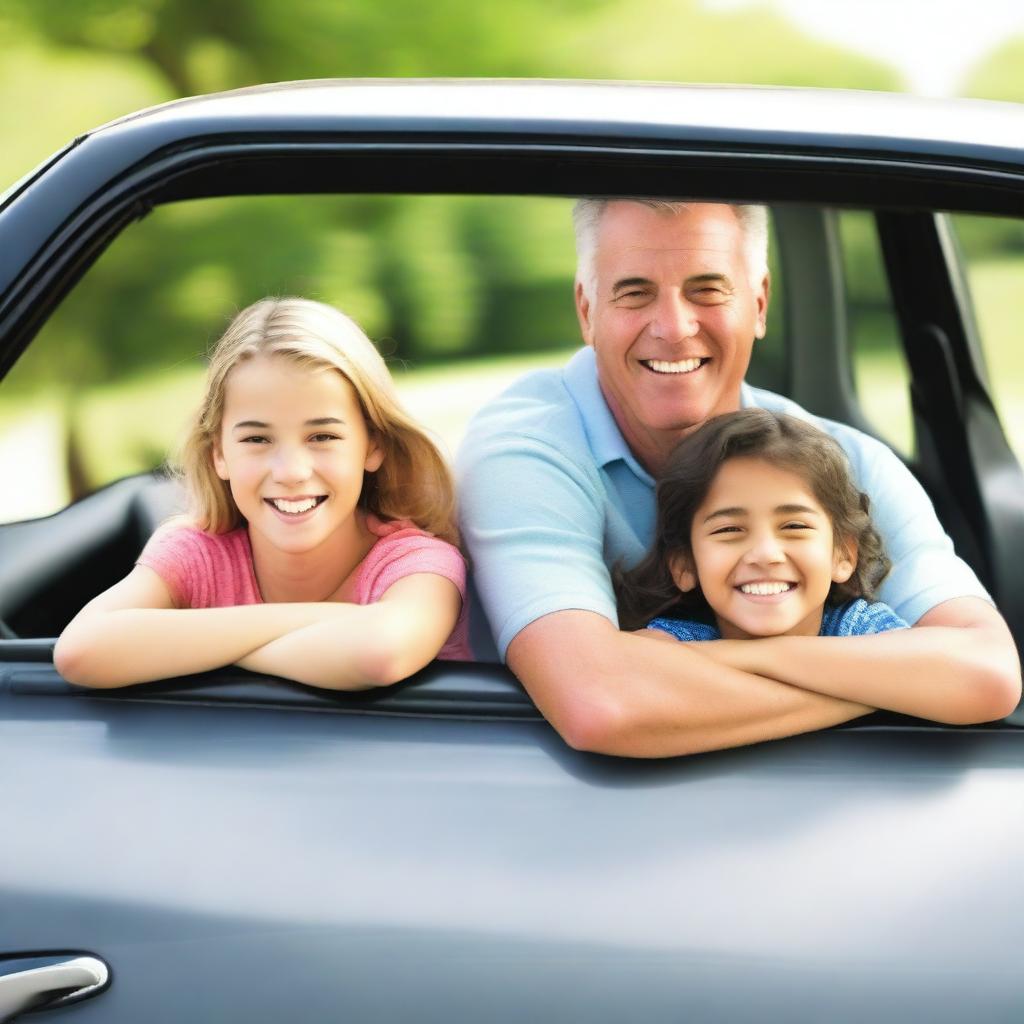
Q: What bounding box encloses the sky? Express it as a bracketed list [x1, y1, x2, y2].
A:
[705, 0, 1024, 96]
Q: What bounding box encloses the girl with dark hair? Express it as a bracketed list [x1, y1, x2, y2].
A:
[615, 409, 907, 641]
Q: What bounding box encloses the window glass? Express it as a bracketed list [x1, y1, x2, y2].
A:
[948, 213, 1024, 459]
[839, 210, 913, 454]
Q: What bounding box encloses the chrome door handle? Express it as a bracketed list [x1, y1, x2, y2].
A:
[0, 956, 108, 1022]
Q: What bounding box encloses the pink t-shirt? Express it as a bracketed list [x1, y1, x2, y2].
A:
[137, 516, 471, 661]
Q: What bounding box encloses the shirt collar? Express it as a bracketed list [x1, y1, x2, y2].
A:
[562, 349, 764, 483]
[562, 347, 655, 486]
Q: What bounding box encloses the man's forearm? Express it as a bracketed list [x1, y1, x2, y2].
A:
[509, 611, 873, 758]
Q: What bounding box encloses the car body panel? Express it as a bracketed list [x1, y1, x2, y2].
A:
[2, 673, 1023, 1022]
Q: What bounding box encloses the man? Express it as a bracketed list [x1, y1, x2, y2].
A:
[456, 199, 1020, 757]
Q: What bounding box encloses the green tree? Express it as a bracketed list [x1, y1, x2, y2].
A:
[531, 0, 898, 90]
[2, 0, 903, 389]
[0, 0, 608, 96]
[963, 35, 1024, 103]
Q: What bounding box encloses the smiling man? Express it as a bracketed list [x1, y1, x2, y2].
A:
[456, 199, 1021, 757]
[576, 202, 768, 473]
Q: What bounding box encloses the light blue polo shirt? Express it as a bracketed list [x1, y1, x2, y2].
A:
[456, 347, 989, 662]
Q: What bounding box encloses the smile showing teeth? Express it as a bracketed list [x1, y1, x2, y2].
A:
[269, 496, 323, 515]
[644, 358, 704, 374]
[738, 581, 795, 596]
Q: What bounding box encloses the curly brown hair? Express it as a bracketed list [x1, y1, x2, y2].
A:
[615, 409, 891, 631]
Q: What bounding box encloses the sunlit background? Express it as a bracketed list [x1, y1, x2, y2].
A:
[2, 0, 1024, 521]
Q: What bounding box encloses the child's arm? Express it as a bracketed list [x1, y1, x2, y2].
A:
[54, 565, 354, 688]
[685, 598, 1020, 724]
[236, 573, 463, 689]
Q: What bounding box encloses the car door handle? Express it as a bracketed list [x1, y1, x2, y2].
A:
[0, 956, 108, 1023]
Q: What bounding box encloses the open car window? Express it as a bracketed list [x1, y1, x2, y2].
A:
[0, 194, 793, 524]
[1, 85, 1022, 718]
[0, 189, 787, 717]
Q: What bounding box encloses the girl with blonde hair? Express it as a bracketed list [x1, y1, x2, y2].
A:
[56, 298, 470, 689]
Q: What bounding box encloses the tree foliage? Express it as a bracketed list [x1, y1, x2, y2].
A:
[0, 0, 912, 394]
[963, 35, 1024, 103]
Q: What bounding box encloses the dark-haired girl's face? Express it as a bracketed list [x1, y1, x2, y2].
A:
[671, 457, 855, 639]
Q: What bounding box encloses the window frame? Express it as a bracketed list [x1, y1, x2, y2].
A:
[3, 95, 1024, 710]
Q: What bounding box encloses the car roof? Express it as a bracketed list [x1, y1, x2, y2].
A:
[3, 78, 1022, 373]
[88, 79, 1024, 163]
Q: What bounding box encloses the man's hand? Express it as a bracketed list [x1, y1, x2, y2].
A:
[508, 610, 872, 758]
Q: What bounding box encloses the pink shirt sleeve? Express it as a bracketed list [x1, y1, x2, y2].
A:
[355, 529, 467, 604]
[137, 525, 261, 609]
[354, 524, 471, 660]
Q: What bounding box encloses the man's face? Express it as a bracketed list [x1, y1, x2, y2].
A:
[575, 202, 769, 473]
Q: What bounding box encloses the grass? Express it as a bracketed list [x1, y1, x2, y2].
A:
[852, 348, 914, 455]
[963, 258, 1024, 450]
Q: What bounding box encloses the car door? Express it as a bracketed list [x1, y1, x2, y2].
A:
[3, 82, 1024, 1022]
[4, 654, 1024, 1022]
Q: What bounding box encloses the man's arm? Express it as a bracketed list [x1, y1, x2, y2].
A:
[693, 597, 1021, 725]
[508, 610, 872, 758]
[458, 410, 871, 758]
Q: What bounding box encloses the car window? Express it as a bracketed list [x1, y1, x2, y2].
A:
[0, 194, 583, 523]
[839, 210, 914, 455]
[947, 212, 1024, 461]
[0, 195, 790, 525]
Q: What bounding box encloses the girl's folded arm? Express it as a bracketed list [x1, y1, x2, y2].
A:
[54, 565, 344, 688]
[690, 598, 1021, 724]
[236, 573, 463, 690]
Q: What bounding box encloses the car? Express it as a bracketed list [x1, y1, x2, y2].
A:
[1, 80, 1023, 1022]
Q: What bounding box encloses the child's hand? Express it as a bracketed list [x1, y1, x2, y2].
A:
[692, 638, 761, 674]
[633, 628, 680, 644]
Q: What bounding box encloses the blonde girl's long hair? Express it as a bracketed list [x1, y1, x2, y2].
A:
[176, 297, 459, 546]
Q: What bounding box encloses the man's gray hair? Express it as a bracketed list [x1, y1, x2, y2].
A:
[572, 198, 770, 301]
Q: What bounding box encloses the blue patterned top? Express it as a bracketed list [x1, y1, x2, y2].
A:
[647, 598, 909, 642]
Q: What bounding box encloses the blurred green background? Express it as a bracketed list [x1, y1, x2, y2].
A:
[2, 0, 1024, 520]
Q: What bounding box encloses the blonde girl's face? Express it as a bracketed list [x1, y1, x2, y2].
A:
[212, 355, 383, 557]
[670, 456, 855, 639]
